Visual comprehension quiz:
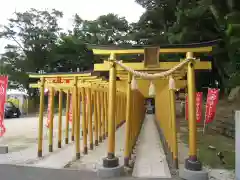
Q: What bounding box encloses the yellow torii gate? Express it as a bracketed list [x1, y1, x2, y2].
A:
[90, 45, 212, 171]
[29, 73, 126, 157]
[29, 43, 213, 179]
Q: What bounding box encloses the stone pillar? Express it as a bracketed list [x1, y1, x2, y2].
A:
[236, 111, 240, 180]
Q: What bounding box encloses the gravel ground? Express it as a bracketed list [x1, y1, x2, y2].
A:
[176, 102, 236, 180]
[178, 137, 235, 180]
[0, 115, 70, 152]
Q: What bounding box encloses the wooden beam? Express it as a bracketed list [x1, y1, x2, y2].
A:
[44, 76, 99, 80]
[29, 80, 110, 89]
[92, 46, 213, 55]
[29, 73, 92, 78]
[118, 76, 183, 80]
[94, 61, 211, 71]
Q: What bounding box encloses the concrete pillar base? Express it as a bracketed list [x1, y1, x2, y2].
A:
[179, 168, 208, 180]
[97, 164, 124, 178]
[102, 156, 119, 168]
[0, 145, 8, 154]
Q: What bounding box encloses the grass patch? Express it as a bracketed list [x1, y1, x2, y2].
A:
[180, 130, 235, 169]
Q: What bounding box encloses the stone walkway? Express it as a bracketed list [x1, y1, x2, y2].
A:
[132, 115, 171, 178]
[68, 124, 126, 171]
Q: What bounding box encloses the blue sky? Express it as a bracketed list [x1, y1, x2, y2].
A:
[0, 0, 145, 53]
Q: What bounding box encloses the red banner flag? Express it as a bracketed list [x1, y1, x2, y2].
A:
[185, 92, 203, 123]
[69, 95, 73, 123]
[205, 88, 219, 124]
[0, 76, 8, 137]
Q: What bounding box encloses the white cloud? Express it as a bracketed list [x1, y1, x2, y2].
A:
[0, 0, 145, 52]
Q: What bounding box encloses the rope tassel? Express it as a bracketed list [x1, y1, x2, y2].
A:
[131, 76, 138, 90]
[149, 81, 155, 97]
[169, 76, 176, 90]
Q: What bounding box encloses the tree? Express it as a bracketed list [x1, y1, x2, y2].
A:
[73, 13, 131, 45]
[52, 34, 94, 72]
[72, 13, 133, 63]
[133, 0, 179, 44]
[134, 0, 240, 90]
[0, 2, 238, 94]
[0, 8, 63, 90]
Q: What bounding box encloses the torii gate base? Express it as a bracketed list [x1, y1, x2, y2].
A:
[97, 164, 124, 178]
[180, 168, 208, 180]
[0, 145, 8, 154]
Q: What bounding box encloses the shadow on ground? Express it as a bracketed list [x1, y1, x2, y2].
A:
[0, 164, 179, 180]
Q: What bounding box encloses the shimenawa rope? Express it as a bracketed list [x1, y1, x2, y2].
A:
[113, 58, 195, 80]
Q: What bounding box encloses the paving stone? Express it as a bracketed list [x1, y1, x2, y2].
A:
[132, 115, 171, 178]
